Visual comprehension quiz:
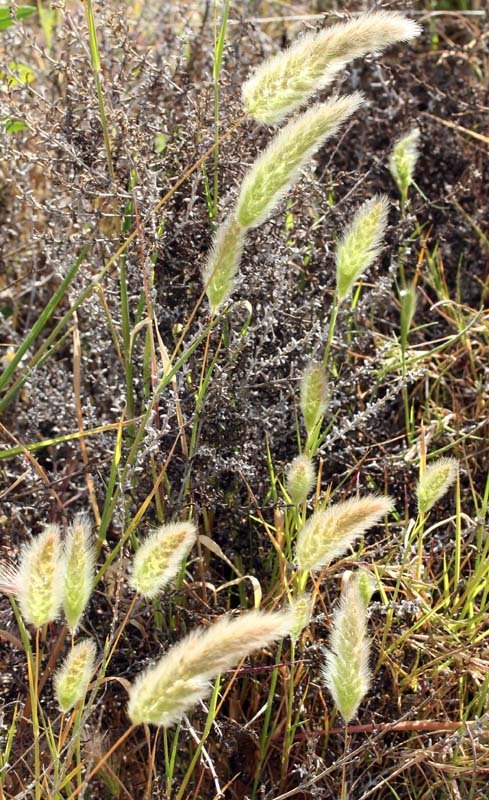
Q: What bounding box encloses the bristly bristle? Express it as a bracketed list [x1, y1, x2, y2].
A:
[295, 495, 394, 572]
[127, 609, 293, 727]
[243, 12, 421, 124]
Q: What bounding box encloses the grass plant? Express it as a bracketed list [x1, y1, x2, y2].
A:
[0, 3, 487, 799]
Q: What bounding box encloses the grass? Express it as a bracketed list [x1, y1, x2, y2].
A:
[0, 1, 488, 799]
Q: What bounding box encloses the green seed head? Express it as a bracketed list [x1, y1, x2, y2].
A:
[417, 457, 458, 514]
[389, 128, 420, 204]
[336, 195, 389, 302]
[289, 593, 314, 643]
[300, 362, 328, 434]
[243, 12, 421, 125]
[17, 524, 63, 629]
[286, 455, 316, 505]
[130, 521, 197, 599]
[202, 217, 245, 312]
[323, 572, 371, 722]
[54, 639, 97, 712]
[236, 95, 363, 229]
[63, 514, 95, 633]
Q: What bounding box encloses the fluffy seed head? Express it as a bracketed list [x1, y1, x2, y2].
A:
[202, 217, 245, 312]
[16, 524, 63, 628]
[322, 571, 372, 722]
[236, 94, 363, 229]
[290, 593, 314, 642]
[63, 514, 95, 632]
[286, 455, 316, 505]
[127, 609, 293, 727]
[295, 495, 394, 572]
[129, 521, 197, 599]
[243, 12, 421, 125]
[417, 458, 458, 514]
[336, 195, 389, 302]
[300, 362, 328, 434]
[54, 639, 97, 712]
[389, 128, 420, 203]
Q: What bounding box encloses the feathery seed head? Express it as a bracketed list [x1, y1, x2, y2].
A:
[336, 195, 389, 302]
[63, 514, 95, 633]
[290, 593, 314, 643]
[389, 128, 420, 204]
[417, 458, 458, 514]
[322, 571, 372, 722]
[202, 217, 245, 312]
[236, 95, 363, 229]
[295, 494, 394, 572]
[127, 609, 293, 727]
[243, 12, 421, 125]
[286, 455, 316, 505]
[300, 362, 328, 434]
[54, 639, 97, 712]
[17, 524, 63, 628]
[129, 521, 197, 599]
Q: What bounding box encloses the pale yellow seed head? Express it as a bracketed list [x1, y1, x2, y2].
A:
[243, 12, 421, 125]
[300, 362, 328, 434]
[322, 572, 372, 722]
[63, 514, 95, 633]
[336, 195, 389, 302]
[236, 94, 363, 229]
[389, 128, 420, 203]
[54, 639, 97, 712]
[417, 457, 458, 514]
[127, 609, 293, 727]
[17, 524, 63, 628]
[129, 521, 197, 599]
[286, 455, 316, 505]
[295, 495, 394, 572]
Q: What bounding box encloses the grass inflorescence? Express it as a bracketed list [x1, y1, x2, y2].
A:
[0, 2, 487, 799]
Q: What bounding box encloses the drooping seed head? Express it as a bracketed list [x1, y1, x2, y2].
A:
[389, 128, 420, 204]
[336, 195, 389, 302]
[202, 217, 245, 312]
[286, 455, 316, 505]
[54, 639, 97, 712]
[417, 458, 458, 514]
[127, 609, 293, 727]
[300, 362, 328, 434]
[236, 94, 363, 229]
[295, 495, 394, 572]
[129, 521, 197, 599]
[16, 524, 63, 629]
[289, 593, 314, 643]
[322, 571, 372, 722]
[63, 514, 95, 633]
[243, 12, 421, 125]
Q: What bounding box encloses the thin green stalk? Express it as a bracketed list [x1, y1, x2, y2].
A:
[0, 240, 92, 399]
[252, 641, 283, 799]
[164, 723, 181, 799]
[174, 678, 221, 800]
[281, 639, 296, 783]
[322, 291, 339, 372]
[9, 601, 40, 799]
[84, 0, 115, 180]
[212, 0, 231, 215]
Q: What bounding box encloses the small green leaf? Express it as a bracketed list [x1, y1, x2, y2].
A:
[0, 62, 35, 87]
[0, 5, 36, 31]
[3, 117, 28, 133]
